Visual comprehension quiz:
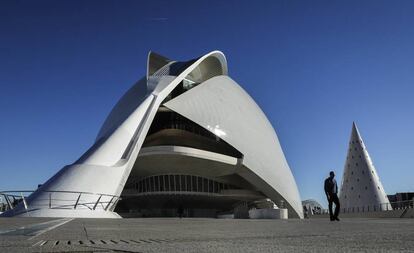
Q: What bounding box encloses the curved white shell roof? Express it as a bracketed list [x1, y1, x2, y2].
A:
[164, 75, 303, 218]
[3, 51, 303, 218]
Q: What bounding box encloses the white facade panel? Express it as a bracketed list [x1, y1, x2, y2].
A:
[164, 76, 303, 218]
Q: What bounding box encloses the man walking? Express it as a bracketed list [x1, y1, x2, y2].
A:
[324, 171, 340, 221]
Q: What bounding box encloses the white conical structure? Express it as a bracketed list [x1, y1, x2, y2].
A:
[339, 122, 392, 212]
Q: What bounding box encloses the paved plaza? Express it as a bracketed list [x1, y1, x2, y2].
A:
[0, 217, 413, 252]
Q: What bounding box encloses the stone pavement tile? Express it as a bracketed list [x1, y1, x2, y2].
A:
[1, 218, 413, 252]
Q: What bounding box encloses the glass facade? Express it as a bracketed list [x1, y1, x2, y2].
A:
[135, 174, 237, 194]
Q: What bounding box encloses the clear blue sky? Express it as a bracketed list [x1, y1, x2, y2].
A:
[1, 0, 413, 208]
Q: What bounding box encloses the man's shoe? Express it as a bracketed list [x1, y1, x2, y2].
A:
[334, 217, 340, 221]
[330, 217, 334, 221]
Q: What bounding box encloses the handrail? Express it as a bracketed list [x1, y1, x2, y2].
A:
[311, 199, 414, 215]
[340, 200, 414, 214]
[0, 190, 120, 213]
[1, 190, 118, 197]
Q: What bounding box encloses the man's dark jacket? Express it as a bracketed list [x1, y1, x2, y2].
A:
[324, 177, 338, 195]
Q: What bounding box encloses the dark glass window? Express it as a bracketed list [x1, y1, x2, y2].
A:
[180, 175, 186, 191]
[197, 177, 203, 192]
[203, 178, 208, 192]
[192, 176, 197, 192]
[143, 111, 242, 158]
[208, 180, 214, 193]
[175, 175, 180, 191]
[159, 176, 164, 191]
[169, 175, 175, 191]
[154, 176, 159, 191]
[185, 176, 191, 191]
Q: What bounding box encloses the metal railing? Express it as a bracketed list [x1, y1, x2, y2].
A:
[341, 200, 414, 213]
[0, 191, 33, 212]
[0, 190, 120, 213]
[309, 200, 414, 216]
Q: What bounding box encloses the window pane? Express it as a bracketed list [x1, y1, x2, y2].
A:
[154, 176, 159, 191]
[160, 176, 164, 191]
[197, 177, 202, 192]
[175, 175, 180, 191]
[203, 178, 208, 192]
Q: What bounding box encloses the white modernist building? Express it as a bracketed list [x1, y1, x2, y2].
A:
[339, 122, 391, 212]
[2, 51, 303, 218]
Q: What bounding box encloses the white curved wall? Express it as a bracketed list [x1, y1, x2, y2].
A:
[164, 75, 303, 218]
[96, 78, 149, 142]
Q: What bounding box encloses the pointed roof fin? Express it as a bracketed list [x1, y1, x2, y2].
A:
[147, 51, 172, 79]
